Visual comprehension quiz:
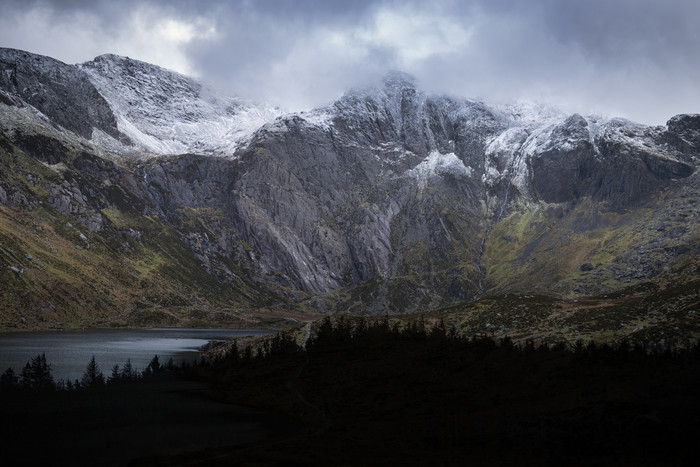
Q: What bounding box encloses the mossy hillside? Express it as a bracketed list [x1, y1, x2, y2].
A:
[1, 205, 123, 328]
[483, 201, 622, 293]
[482, 182, 699, 297]
[383, 193, 482, 313]
[328, 279, 381, 315]
[0, 137, 305, 330]
[0, 202, 257, 329]
[312, 257, 697, 349]
[424, 262, 700, 347]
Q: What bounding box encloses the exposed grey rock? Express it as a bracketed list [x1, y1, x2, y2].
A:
[526, 114, 695, 208]
[666, 114, 700, 155]
[0, 47, 698, 313]
[46, 179, 104, 232]
[11, 133, 69, 165]
[0, 48, 120, 139]
[100, 72, 695, 304]
[1, 185, 35, 210]
[530, 114, 599, 203]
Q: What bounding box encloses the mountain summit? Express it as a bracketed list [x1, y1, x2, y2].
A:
[0, 48, 698, 338]
[80, 53, 282, 156]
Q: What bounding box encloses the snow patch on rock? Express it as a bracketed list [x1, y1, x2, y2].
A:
[499, 100, 567, 129]
[299, 108, 334, 129]
[408, 151, 473, 188]
[483, 128, 530, 186]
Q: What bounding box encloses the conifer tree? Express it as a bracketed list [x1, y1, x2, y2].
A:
[0, 367, 19, 391]
[110, 364, 121, 383]
[20, 353, 55, 391]
[80, 355, 105, 388]
[144, 355, 162, 378]
[120, 358, 137, 380]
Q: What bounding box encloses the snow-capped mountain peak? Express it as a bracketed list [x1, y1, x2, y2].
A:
[80, 54, 282, 156]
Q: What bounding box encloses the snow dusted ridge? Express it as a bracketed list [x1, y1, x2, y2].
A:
[75, 52, 679, 198]
[3, 44, 686, 201]
[80, 54, 281, 157]
[408, 151, 474, 189]
[483, 127, 530, 189]
[298, 108, 334, 130]
[498, 100, 567, 129]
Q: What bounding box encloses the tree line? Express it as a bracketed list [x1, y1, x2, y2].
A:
[4, 315, 698, 392]
[220, 315, 700, 363]
[0, 353, 187, 393]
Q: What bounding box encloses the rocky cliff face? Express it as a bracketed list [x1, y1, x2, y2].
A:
[0, 48, 120, 140]
[521, 114, 695, 208]
[204, 73, 697, 310]
[0, 48, 697, 327]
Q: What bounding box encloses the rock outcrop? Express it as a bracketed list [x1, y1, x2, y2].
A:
[0, 48, 119, 140]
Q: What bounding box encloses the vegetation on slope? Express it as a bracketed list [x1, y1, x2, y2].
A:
[483, 178, 699, 298]
[0, 132, 315, 330]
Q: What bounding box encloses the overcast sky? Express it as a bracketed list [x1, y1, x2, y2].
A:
[1, 0, 698, 125]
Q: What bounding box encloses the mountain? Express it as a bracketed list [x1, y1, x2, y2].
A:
[79, 54, 282, 156]
[0, 48, 698, 344]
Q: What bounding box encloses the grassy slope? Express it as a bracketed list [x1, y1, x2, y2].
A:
[430, 267, 700, 347]
[0, 134, 316, 330]
[483, 179, 699, 297]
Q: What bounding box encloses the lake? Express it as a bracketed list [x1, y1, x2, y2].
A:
[0, 327, 274, 381]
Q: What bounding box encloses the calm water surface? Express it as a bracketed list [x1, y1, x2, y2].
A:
[0, 328, 273, 381]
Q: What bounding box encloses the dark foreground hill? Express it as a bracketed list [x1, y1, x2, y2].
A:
[3, 320, 699, 466]
[154, 320, 700, 466]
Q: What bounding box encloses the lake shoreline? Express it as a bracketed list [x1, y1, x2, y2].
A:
[0, 327, 277, 382]
[0, 325, 278, 334]
[0, 322, 287, 333]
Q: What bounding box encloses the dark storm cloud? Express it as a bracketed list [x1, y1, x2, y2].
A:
[411, 0, 700, 123]
[542, 0, 700, 60]
[0, 0, 698, 124]
[4, 0, 379, 25]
